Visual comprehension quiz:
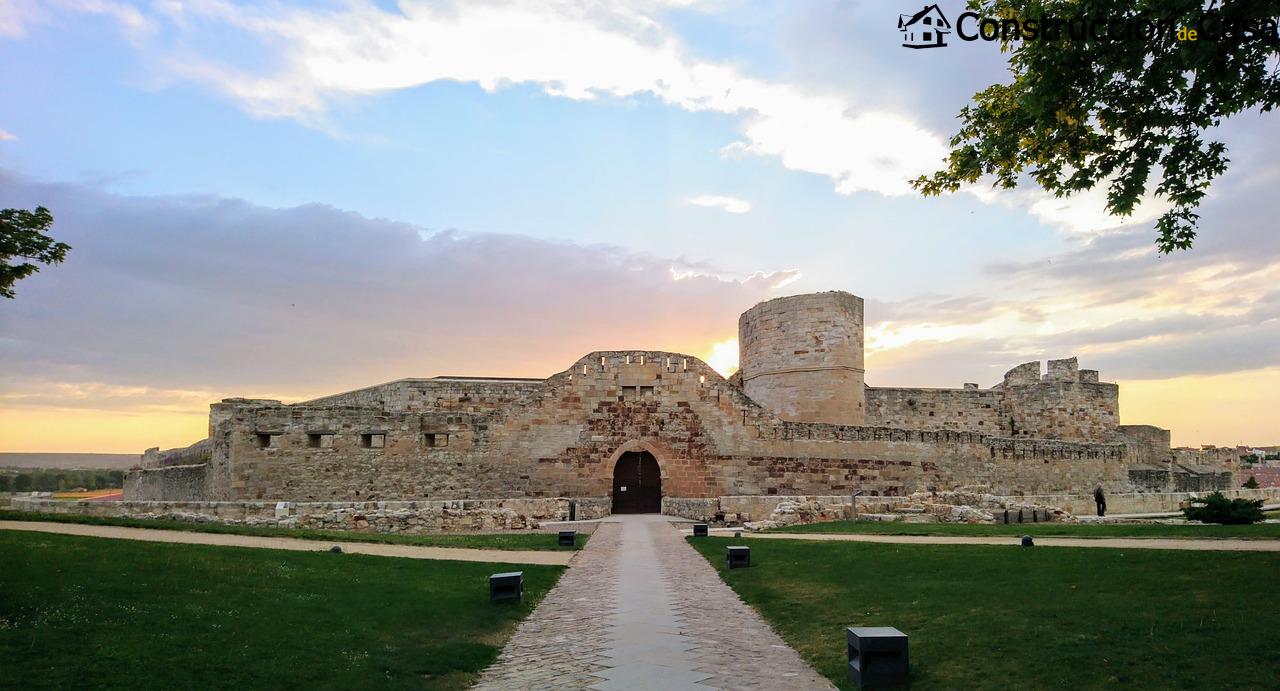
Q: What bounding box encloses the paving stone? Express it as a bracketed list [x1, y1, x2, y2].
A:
[473, 515, 833, 690]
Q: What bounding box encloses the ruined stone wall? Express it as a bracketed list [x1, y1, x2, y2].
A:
[1002, 358, 1119, 442]
[141, 438, 212, 468]
[1115, 425, 1172, 465]
[142, 351, 1138, 506]
[124, 463, 209, 501]
[865, 359, 1120, 443]
[9, 496, 610, 533]
[300, 378, 545, 413]
[864, 387, 1002, 433]
[739, 292, 866, 425]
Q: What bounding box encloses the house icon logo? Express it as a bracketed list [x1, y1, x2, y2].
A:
[899, 4, 951, 48]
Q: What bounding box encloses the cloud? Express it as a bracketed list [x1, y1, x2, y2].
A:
[60, 0, 949, 198]
[0, 170, 796, 410]
[0, 129, 15, 141]
[686, 194, 752, 214]
[0, 0, 155, 40]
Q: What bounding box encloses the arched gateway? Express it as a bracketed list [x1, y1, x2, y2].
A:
[611, 450, 661, 513]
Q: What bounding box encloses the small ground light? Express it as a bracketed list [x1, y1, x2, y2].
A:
[489, 572, 524, 602]
[727, 545, 750, 569]
[558, 530, 576, 547]
[847, 626, 909, 688]
[692, 523, 709, 537]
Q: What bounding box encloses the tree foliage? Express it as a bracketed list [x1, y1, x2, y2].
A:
[1183, 491, 1265, 524]
[1, 205, 70, 298]
[914, 0, 1280, 252]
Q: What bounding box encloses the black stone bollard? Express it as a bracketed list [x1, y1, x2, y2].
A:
[568, 501, 577, 522]
[489, 571, 524, 602]
[558, 530, 576, 547]
[329, 545, 343, 554]
[847, 627, 909, 688]
[692, 523, 709, 537]
[727, 545, 750, 569]
[1021, 535, 1034, 547]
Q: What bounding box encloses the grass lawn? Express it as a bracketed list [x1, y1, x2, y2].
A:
[0, 509, 587, 551]
[769, 518, 1280, 539]
[0, 530, 560, 690]
[689, 536, 1280, 690]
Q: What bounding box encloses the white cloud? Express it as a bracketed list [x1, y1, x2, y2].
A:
[0, 129, 15, 141]
[687, 194, 752, 214]
[108, 0, 951, 198]
[0, 0, 155, 40]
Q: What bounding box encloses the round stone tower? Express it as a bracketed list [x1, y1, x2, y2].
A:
[737, 291, 866, 425]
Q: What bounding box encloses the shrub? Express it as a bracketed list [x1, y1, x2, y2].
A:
[1242, 476, 1260, 489]
[1184, 492, 1265, 525]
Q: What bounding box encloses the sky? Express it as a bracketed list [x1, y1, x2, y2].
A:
[0, 0, 1277, 453]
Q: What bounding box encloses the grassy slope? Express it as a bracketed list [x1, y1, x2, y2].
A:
[0, 510, 587, 551]
[769, 519, 1280, 539]
[0, 531, 560, 690]
[689, 536, 1280, 690]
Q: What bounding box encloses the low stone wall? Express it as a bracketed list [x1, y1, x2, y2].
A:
[1001, 487, 1280, 515]
[124, 464, 209, 501]
[9, 496, 611, 534]
[662, 495, 855, 523]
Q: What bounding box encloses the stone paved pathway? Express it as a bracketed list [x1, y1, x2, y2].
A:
[474, 515, 834, 690]
[0, 521, 574, 565]
[731, 530, 1280, 551]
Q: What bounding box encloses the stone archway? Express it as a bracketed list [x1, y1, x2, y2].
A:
[611, 450, 662, 514]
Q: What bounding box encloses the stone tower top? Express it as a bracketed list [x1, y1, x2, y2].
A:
[737, 291, 866, 425]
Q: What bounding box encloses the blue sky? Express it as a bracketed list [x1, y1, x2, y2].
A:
[1, 0, 1278, 451]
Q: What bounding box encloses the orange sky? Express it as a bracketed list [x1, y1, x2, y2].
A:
[3, 342, 1275, 454]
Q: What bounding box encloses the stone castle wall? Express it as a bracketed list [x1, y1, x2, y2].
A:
[164, 351, 1137, 506]
[124, 290, 1233, 508]
[124, 463, 209, 501]
[739, 292, 866, 425]
[864, 387, 1002, 433]
[864, 358, 1120, 443]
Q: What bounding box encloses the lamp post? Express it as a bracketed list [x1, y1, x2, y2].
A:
[851, 490, 864, 522]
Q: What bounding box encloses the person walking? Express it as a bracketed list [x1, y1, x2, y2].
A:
[1093, 485, 1107, 517]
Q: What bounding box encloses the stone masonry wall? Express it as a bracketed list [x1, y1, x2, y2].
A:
[865, 359, 1121, 443]
[10, 496, 610, 533]
[124, 464, 209, 501]
[142, 351, 1139, 506]
[864, 387, 1002, 433]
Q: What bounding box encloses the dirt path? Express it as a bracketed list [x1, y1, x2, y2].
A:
[0, 520, 576, 565]
[729, 530, 1280, 552]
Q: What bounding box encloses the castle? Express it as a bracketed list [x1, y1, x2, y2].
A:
[126, 291, 1232, 515]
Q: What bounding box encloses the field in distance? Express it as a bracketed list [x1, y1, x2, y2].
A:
[0, 453, 138, 470]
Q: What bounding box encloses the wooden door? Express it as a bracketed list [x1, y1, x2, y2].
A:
[611, 451, 661, 513]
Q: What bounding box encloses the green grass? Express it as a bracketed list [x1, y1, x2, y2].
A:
[769, 518, 1280, 539]
[0, 530, 560, 690]
[689, 536, 1280, 690]
[0, 509, 587, 550]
